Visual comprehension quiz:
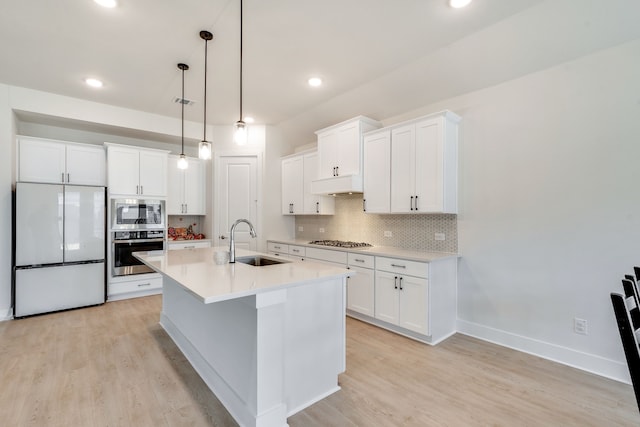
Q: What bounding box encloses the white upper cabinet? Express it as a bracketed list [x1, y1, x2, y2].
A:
[312, 116, 381, 194]
[18, 136, 105, 186]
[106, 144, 168, 197]
[282, 151, 334, 215]
[303, 152, 334, 215]
[362, 129, 391, 213]
[167, 155, 206, 215]
[282, 155, 304, 215]
[363, 110, 460, 214]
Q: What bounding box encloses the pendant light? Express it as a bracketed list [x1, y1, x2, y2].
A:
[199, 30, 213, 160]
[177, 63, 189, 170]
[233, 0, 247, 145]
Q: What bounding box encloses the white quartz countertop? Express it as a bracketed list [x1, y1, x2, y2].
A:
[268, 239, 459, 262]
[135, 247, 351, 304]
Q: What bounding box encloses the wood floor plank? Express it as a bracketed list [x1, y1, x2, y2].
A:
[0, 295, 637, 426]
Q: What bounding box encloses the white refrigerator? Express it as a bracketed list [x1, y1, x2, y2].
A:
[13, 182, 106, 317]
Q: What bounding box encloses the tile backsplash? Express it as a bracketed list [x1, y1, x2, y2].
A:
[295, 194, 457, 253]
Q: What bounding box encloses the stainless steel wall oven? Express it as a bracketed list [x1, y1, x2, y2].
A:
[112, 230, 164, 276]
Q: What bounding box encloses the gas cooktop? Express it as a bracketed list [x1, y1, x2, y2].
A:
[309, 240, 373, 248]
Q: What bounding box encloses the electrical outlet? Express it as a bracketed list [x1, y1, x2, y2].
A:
[298, 226, 304, 232]
[435, 233, 446, 241]
[384, 230, 393, 238]
[574, 318, 588, 335]
[319, 228, 325, 233]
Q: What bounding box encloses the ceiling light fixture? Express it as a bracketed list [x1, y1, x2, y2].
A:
[233, 0, 247, 145]
[199, 30, 213, 160]
[177, 63, 189, 170]
[85, 78, 103, 88]
[449, 0, 472, 8]
[308, 77, 322, 87]
[94, 0, 117, 8]
[244, 116, 254, 124]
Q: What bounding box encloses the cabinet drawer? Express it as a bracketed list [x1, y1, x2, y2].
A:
[348, 252, 375, 269]
[289, 245, 306, 257]
[305, 247, 348, 265]
[108, 276, 162, 296]
[267, 242, 289, 254]
[376, 256, 428, 278]
[167, 240, 211, 250]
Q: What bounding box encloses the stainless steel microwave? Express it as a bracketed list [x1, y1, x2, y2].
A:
[111, 199, 165, 230]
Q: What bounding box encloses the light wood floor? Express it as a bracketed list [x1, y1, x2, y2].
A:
[0, 295, 638, 426]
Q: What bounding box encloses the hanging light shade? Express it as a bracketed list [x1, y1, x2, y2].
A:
[199, 30, 213, 160]
[177, 63, 189, 170]
[234, 0, 247, 145]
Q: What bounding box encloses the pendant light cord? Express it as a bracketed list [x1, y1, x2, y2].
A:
[203, 38, 208, 141]
[181, 66, 185, 155]
[239, 0, 243, 122]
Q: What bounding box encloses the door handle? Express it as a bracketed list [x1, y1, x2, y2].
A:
[219, 235, 227, 240]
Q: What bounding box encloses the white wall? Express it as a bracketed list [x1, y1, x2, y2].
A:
[0, 84, 14, 319]
[386, 39, 640, 382]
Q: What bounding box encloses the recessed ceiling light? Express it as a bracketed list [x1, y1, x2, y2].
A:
[449, 0, 472, 8]
[94, 0, 117, 8]
[244, 116, 255, 124]
[85, 78, 104, 88]
[308, 77, 322, 87]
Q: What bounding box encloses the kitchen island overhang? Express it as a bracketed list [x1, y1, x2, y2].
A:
[135, 247, 352, 427]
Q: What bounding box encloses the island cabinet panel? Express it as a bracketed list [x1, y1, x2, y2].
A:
[141, 246, 350, 427]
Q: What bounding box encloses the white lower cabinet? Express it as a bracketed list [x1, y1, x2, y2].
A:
[108, 274, 163, 301]
[347, 253, 375, 316]
[375, 256, 429, 335]
[267, 242, 289, 258]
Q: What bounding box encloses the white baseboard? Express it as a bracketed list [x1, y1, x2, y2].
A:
[457, 319, 630, 384]
[0, 307, 13, 321]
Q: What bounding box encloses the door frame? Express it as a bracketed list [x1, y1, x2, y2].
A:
[213, 151, 263, 252]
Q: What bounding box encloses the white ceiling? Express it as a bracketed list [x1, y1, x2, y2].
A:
[1, 0, 638, 144]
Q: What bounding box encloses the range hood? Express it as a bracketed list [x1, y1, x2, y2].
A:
[311, 174, 363, 195]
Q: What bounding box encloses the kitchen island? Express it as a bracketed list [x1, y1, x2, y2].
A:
[135, 247, 351, 427]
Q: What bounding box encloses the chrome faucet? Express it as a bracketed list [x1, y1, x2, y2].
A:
[229, 218, 257, 263]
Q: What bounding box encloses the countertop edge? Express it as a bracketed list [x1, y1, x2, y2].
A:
[266, 239, 459, 262]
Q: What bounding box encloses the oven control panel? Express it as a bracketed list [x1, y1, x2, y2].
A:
[113, 230, 165, 240]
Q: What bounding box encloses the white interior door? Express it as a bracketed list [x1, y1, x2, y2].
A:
[216, 156, 258, 250]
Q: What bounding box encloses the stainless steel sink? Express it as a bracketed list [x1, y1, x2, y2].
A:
[234, 255, 288, 266]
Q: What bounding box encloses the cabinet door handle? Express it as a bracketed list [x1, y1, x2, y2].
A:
[332, 166, 336, 176]
[399, 277, 403, 290]
[137, 282, 151, 287]
[391, 263, 406, 269]
[336, 166, 339, 176]
[61, 172, 65, 183]
[184, 204, 188, 213]
[274, 245, 281, 249]
[136, 185, 139, 195]
[363, 199, 366, 212]
[415, 195, 419, 211]
[140, 185, 143, 195]
[354, 259, 365, 263]
[184, 245, 195, 249]
[316, 201, 319, 213]
[410, 196, 414, 211]
[292, 249, 300, 253]
[394, 276, 398, 289]
[67, 173, 70, 183]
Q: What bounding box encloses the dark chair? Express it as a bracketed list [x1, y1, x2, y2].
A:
[611, 290, 640, 412]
